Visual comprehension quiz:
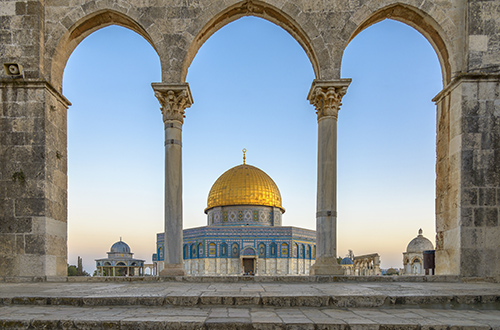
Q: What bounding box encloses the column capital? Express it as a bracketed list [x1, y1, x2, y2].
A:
[152, 83, 194, 124]
[307, 79, 351, 120]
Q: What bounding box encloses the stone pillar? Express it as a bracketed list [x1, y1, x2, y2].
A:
[152, 83, 193, 276]
[433, 75, 500, 278]
[0, 80, 70, 278]
[308, 79, 351, 275]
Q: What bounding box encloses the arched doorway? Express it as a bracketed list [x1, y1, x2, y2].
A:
[241, 247, 257, 275]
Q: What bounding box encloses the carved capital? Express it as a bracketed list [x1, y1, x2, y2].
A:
[152, 83, 194, 124]
[307, 79, 351, 120]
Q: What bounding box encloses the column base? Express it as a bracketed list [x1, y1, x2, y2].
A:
[159, 263, 185, 276]
[310, 257, 344, 275]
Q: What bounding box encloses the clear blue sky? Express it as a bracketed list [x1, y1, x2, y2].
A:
[63, 17, 441, 273]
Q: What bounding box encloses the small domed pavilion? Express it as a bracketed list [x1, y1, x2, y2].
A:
[95, 239, 145, 276]
[340, 257, 354, 275]
[402, 229, 434, 275]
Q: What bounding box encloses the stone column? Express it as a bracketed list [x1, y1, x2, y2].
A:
[433, 75, 500, 278]
[152, 83, 193, 276]
[308, 79, 351, 275]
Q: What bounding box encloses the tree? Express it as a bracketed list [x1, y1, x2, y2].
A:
[68, 264, 91, 276]
[386, 268, 399, 275]
[67, 265, 78, 276]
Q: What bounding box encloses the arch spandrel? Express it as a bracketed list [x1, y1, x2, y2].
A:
[46, 6, 163, 92]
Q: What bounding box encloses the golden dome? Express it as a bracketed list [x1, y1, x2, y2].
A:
[205, 164, 285, 213]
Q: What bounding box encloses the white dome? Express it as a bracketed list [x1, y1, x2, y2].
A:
[406, 229, 434, 253]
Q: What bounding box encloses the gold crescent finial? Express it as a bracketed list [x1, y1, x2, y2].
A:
[242, 148, 247, 164]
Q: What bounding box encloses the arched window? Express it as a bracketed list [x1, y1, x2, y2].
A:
[301, 244, 305, 259]
[242, 247, 256, 256]
[208, 242, 216, 257]
[220, 242, 228, 257]
[191, 244, 196, 258]
[307, 245, 311, 259]
[231, 243, 239, 258]
[198, 242, 203, 258]
[270, 242, 277, 257]
[158, 247, 164, 260]
[281, 243, 289, 257]
[183, 244, 189, 259]
[258, 243, 266, 258]
[293, 243, 298, 258]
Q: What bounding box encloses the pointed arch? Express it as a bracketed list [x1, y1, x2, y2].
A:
[182, 0, 320, 82]
[50, 9, 159, 91]
[343, 3, 453, 84]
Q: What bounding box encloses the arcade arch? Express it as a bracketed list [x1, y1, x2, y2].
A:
[63, 25, 162, 274]
[1, 0, 496, 279]
[182, 0, 322, 81]
[50, 9, 160, 92]
[338, 19, 441, 267]
[343, 3, 454, 84]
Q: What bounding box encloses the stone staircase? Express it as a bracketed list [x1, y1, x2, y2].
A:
[0, 276, 499, 329]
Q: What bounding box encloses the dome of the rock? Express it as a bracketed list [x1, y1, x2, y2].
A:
[205, 164, 284, 213]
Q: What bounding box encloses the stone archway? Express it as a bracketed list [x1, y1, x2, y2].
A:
[1, 0, 498, 279]
[338, 2, 496, 277]
[181, 0, 324, 82]
[344, 3, 454, 85]
[50, 9, 160, 93]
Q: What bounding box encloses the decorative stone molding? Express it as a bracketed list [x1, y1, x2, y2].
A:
[307, 79, 351, 120]
[152, 83, 194, 124]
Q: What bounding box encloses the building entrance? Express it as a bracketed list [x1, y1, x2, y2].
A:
[243, 258, 255, 275]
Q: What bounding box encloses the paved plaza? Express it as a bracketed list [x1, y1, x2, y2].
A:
[0, 277, 499, 329]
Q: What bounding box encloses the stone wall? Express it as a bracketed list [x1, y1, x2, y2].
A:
[433, 0, 500, 278]
[185, 257, 312, 276]
[1, 0, 499, 278]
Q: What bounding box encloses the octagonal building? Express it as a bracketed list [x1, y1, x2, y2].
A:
[154, 158, 316, 275]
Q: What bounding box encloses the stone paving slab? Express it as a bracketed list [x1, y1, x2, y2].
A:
[0, 281, 499, 308]
[1, 305, 500, 329]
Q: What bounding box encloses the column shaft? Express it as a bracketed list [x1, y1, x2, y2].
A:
[152, 83, 193, 276]
[307, 79, 351, 275]
[316, 115, 337, 259]
[164, 120, 183, 268]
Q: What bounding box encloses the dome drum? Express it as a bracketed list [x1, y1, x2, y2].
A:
[207, 205, 282, 227]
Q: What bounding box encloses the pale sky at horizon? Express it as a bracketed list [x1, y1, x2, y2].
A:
[63, 17, 441, 274]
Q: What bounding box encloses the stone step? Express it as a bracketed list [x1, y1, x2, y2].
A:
[0, 275, 464, 283]
[1, 281, 500, 309]
[3, 293, 500, 309]
[1, 305, 500, 329]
